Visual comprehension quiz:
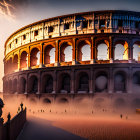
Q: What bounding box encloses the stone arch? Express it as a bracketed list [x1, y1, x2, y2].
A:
[30, 48, 40, 67]
[59, 73, 71, 93]
[44, 45, 55, 64]
[60, 42, 72, 62]
[13, 54, 18, 71]
[42, 74, 53, 93]
[95, 71, 108, 92]
[19, 77, 26, 94]
[28, 75, 38, 94]
[96, 40, 109, 60]
[77, 72, 89, 93]
[12, 79, 17, 93]
[43, 98, 51, 104]
[114, 40, 128, 60]
[133, 41, 140, 61]
[77, 40, 91, 61]
[114, 98, 126, 108]
[20, 51, 28, 69]
[114, 71, 126, 93]
[132, 98, 140, 108]
[132, 71, 140, 93]
[7, 57, 13, 73]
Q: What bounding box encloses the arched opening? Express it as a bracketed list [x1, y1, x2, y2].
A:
[97, 40, 109, 60]
[20, 51, 28, 69]
[78, 72, 89, 93]
[114, 98, 126, 108]
[30, 48, 40, 67]
[28, 75, 38, 94]
[133, 43, 140, 61]
[60, 42, 72, 62]
[19, 77, 26, 94]
[114, 41, 128, 60]
[8, 58, 12, 73]
[13, 79, 17, 93]
[132, 98, 140, 108]
[42, 75, 53, 93]
[43, 98, 51, 104]
[60, 73, 70, 93]
[9, 80, 12, 93]
[59, 98, 68, 104]
[114, 72, 126, 93]
[133, 71, 140, 93]
[13, 55, 18, 71]
[44, 45, 55, 64]
[77, 41, 91, 61]
[95, 72, 108, 92]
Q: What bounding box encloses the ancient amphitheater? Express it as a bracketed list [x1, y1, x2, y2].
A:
[3, 10, 140, 106]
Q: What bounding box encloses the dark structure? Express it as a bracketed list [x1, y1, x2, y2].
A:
[3, 10, 140, 105]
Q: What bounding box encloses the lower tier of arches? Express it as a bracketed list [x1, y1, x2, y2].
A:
[3, 63, 140, 94]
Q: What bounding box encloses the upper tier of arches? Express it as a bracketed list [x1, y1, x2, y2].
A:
[5, 10, 140, 55]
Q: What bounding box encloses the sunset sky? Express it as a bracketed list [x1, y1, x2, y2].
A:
[0, 0, 140, 91]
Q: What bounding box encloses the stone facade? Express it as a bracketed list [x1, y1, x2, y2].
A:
[3, 10, 140, 101]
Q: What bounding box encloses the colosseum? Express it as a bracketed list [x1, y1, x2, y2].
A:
[3, 10, 140, 106]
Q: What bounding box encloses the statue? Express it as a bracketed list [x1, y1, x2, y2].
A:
[0, 98, 4, 118]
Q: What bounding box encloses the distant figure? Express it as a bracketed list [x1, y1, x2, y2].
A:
[126, 116, 128, 120]
[0, 98, 4, 118]
[120, 114, 123, 119]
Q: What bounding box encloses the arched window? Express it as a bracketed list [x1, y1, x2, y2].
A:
[19, 77, 26, 94]
[78, 72, 89, 93]
[30, 48, 40, 67]
[114, 72, 126, 92]
[81, 44, 91, 61]
[44, 45, 55, 64]
[95, 73, 108, 92]
[13, 55, 18, 71]
[114, 41, 128, 60]
[60, 73, 70, 93]
[97, 43, 109, 60]
[133, 44, 140, 61]
[42, 75, 53, 93]
[60, 42, 72, 62]
[28, 76, 38, 93]
[20, 51, 28, 69]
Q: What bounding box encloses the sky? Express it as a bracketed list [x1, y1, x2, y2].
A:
[0, 0, 140, 91]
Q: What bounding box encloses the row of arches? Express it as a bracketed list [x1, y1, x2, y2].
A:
[4, 71, 140, 94]
[5, 39, 140, 74]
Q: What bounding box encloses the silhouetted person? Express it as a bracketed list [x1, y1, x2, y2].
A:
[120, 114, 123, 119]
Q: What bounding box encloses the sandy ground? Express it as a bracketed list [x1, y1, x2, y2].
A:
[1, 95, 140, 140]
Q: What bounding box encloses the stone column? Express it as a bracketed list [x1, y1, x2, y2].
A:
[109, 13, 112, 32]
[72, 38, 77, 65]
[94, 39, 97, 60]
[54, 40, 60, 66]
[89, 68, 93, 94]
[93, 13, 95, 33]
[109, 36, 114, 63]
[128, 40, 133, 63]
[108, 67, 114, 94]
[39, 43, 44, 67]
[37, 72, 41, 94]
[70, 69, 75, 94]
[18, 52, 21, 71]
[127, 67, 132, 94]
[90, 37, 95, 64]
[52, 70, 57, 94]
[28, 47, 31, 69]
